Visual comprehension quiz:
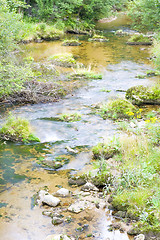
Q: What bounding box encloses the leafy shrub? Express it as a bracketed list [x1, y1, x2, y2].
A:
[0, 115, 40, 143]
[99, 99, 137, 120]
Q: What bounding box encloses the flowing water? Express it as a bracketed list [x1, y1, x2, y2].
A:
[0, 21, 159, 240]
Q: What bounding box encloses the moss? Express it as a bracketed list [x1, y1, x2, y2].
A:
[126, 85, 160, 105]
[58, 113, 81, 122]
[99, 99, 137, 120]
[88, 34, 109, 42]
[127, 34, 152, 45]
[62, 39, 81, 46]
[0, 115, 40, 143]
[48, 53, 76, 67]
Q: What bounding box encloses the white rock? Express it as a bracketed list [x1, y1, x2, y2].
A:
[68, 200, 92, 213]
[55, 188, 70, 197]
[81, 182, 99, 192]
[42, 194, 60, 207]
[45, 234, 75, 240]
[134, 234, 145, 240]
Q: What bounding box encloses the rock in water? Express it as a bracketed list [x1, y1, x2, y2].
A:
[55, 188, 70, 197]
[38, 190, 60, 207]
[42, 194, 60, 207]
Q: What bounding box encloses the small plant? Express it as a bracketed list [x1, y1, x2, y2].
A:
[88, 34, 109, 42]
[59, 113, 81, 122]
[0, 114, 40, 143]
[62, 39, 81, 46]
[92, 138, 120, 160]
[99, 99, 137, 120]
[48, 53, 76, 67]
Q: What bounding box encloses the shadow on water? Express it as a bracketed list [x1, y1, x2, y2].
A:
[0, 18, 158, 240]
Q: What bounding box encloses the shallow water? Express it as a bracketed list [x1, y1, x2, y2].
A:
[0, 24, 159, 240]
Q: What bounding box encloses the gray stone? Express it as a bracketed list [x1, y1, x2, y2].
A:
[81, 182, 99, 192]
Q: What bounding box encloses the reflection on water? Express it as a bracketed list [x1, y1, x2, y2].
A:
[0, 25, 157, 240]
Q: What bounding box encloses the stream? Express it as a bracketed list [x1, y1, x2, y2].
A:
[0, 19, 159, 240]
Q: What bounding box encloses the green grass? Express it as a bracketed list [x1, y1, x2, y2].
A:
[48, 53, 76, 67]
[59, 113, 81, 122]
[0, 115, 40, 143]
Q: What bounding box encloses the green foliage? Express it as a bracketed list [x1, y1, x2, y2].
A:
[128, 0, 160, 31]
[152, 35, 160, 70]
[0, 58, 34, 98]
[0, 114, 40, 143]
[99, 99, 137, 120]
[0, 0, 24, 53]
[59, 113, 81, 122]
[128, 34, 152, 43]
[92, 138, 120, 160]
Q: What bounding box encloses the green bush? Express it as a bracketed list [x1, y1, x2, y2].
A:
[0, 59, 34, 98]
[0, 115, 40, 143]
[99, 99, 137, 120]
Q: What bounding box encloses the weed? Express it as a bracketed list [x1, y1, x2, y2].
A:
[0, 114, 40, 143]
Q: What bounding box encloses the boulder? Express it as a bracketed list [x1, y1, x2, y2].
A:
[38, 190, 60, 207]
[54, 188, 70, 197]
